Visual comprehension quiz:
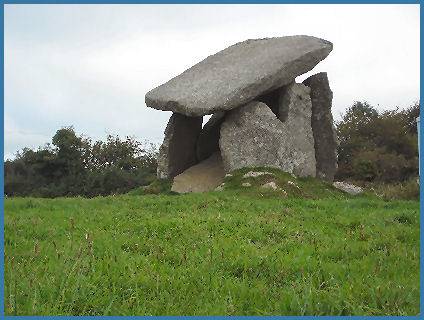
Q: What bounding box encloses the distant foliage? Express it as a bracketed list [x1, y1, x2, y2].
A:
[336, 101, 419, 182]
[5, 127, 158, 197]
[5, 101, 420, 197]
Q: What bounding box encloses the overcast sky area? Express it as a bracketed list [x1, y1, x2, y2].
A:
[5, 4, 420, 160]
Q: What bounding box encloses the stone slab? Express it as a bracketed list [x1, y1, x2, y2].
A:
[157, 113, 202, 179]
[303, 72, 338, 181]
[146, 36, 332, 116]
[171, 153, 225, 193]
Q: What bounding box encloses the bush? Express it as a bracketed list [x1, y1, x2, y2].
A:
[5, 127, 158, 198]
[336, 101, 419, 183]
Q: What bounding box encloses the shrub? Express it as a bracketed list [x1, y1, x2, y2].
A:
[5, 127, 158, 198]
[336, 101, 419, 183]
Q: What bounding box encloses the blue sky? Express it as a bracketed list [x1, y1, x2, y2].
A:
[5, 4, 420, 159]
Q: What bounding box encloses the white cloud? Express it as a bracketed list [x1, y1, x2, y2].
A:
[4, 114, 52, 160]
[5, 4, 420, 158]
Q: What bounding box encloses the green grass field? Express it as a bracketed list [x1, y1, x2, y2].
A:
[4, 170, 420, 315]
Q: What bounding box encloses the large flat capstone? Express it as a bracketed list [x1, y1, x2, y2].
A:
[146, 36, 333, 116]
[303, 72, 338, 181]
[157, 113, 202, 179]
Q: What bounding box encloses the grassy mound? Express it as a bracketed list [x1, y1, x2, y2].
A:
[127, 167, 419, 202]
[219, 167, 348, 199]
[128, 167, 353, 199]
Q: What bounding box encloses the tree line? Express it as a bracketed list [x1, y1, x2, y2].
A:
[4, 101, 419, 197]
[4, 128, 158, 197]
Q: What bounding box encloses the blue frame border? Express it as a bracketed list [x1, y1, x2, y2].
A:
[420, 2, 423, 318]
[1, 1, 422, 4]
[1, 1, 422, 318]
[1, 3, 4, 318]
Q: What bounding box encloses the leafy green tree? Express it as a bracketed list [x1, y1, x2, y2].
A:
[5, 127, 158, 197]
[336, 101, 419, 182]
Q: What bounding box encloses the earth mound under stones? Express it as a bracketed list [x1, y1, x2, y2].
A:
[146, 35, 338, 193]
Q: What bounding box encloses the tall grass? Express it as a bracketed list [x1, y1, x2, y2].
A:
[355, 178, 420, 201]
[4, 187, 419, 315]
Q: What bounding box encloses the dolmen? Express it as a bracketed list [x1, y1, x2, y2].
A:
[145, 35, 338, 193]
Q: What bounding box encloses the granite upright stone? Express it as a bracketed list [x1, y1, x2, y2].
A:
[278, 82, 316, 177]
[220, 100, 315, 177]
[303, 72, 338, 181]
[157, 113, 202, 179]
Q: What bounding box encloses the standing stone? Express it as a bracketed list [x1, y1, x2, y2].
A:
[146, 36, 333, 116]
[220, 100, 315, 177]
[157, 113, 202, 179]
[196, 112, 226, 162]
[303, 72, 338, 181]
[278, 82, 316, 177]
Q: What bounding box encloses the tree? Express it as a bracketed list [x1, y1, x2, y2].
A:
[4, 128, 158, 197]
[336, 101, 419, 182]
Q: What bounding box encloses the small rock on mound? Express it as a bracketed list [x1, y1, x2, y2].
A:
[333, 181, 363, 195]
[171, 153, 225, 193]
[260, 181, 288, 196]
[287, 180, 300, 189]
[243, 171, 274, 178]
[260, 181, 280, 190]
[215, 183, 225, 191]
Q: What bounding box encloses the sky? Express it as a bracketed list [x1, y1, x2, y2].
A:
[5, 4, 420, 160]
